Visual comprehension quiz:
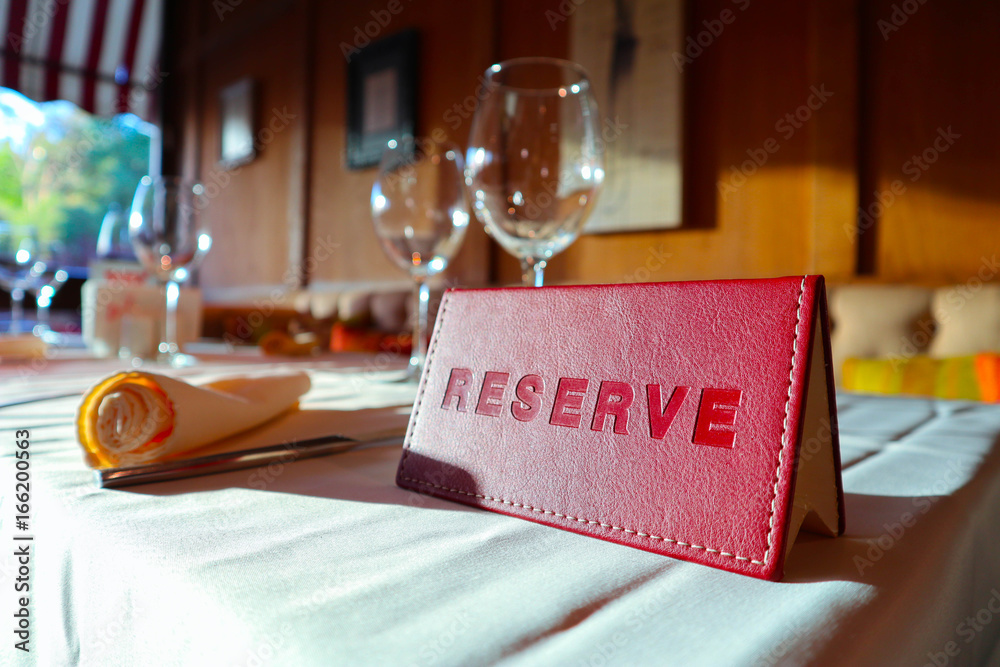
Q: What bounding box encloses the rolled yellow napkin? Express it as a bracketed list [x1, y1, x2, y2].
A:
[76, 370, 311, 468]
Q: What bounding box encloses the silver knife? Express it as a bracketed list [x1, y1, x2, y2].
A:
[96, 434, 363, 489]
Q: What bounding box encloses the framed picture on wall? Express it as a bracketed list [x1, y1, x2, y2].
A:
[572, 0, 684, 233]
[218, 77, 256, 169]
[346, 29, 419, 170]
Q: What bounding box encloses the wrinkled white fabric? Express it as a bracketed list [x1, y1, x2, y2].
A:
[2, 360, 1000, 666]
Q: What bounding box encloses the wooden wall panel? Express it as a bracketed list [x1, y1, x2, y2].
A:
[170, 0, 495, 299]
[166, 0, 999, 300]
[806, 0, 859, 279]
[494, 0, 859, 285]
[862, 0, 1000, 283]
[180, 0, 310, 296]
[307, 0, 495, 291]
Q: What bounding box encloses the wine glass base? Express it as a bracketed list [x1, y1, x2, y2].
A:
[379, 370, 417, 384]
[367, 359, 422, 385]
[164, 352, 199, 368]
[407, 357, 424, 382]
[34, 328, 64, 345]
[129, 352, 199, 369]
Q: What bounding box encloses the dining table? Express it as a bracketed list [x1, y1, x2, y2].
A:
[2, 345, 1000, 666]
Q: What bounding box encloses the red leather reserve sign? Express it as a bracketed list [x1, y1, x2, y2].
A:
[397, 277, 844, 581]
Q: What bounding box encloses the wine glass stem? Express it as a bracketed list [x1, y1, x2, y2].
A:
[37, 297, 50, 330]
[411, 278, 430, 378]
[10, 287, 24, 334]
[521, 258, 546, 288]
[164, 280, 180, 357]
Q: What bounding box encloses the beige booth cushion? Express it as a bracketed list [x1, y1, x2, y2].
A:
[828, 285, 933, 386]
[929, 284, 1000, 357]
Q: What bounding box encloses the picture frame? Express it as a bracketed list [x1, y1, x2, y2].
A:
[346, 29, 419, 170]
[218, 77, 256, 169]
[572, 0, 684, 233]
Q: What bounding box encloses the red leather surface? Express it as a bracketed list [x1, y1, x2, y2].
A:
[396, 276, 840, 581]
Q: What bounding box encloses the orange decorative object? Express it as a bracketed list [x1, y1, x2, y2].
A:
[259, 331, 320, 357]
[330, 322, 412, 356]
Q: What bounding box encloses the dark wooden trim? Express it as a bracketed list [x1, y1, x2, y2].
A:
[680, 0, 718, 230]
[180, 0, 297, 69]
[485, 0, 504, 287]
[855, 0, 877, 275]
[296, 0, 317, 287]
[160, 0, 183, 174]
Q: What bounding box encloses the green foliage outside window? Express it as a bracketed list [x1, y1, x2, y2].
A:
[0, 93, 150, 268]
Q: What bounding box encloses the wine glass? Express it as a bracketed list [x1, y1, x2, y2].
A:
[129, 176, 212, 367]
[27, 240, 69, 341]
[95, 203, 134, 260]
[0, 224, 42, 334]
[31, 266, 69, 341]
[465, 57, 604, 287]
[371, 138, 469, 380]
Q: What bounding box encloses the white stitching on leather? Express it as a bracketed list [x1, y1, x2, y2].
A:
[763, 276, 808, 564]
[400, 280, 810, 569]
[398, 294, 449, 472]
[399, 475, 764, 565]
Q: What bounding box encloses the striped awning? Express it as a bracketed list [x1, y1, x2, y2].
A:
[0, 0, 163, 120]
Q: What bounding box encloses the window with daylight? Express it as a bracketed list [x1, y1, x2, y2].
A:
[0, 87, 153, 272]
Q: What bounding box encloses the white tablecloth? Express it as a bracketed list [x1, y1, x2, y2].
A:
[2, 357, 1000, 666]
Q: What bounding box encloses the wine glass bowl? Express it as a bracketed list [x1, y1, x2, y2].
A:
[130, 177, 212, 282]
[129, 176, 212, 365]
[465, 57, 604, 286]
[371, 138, 469, 379]
[95, 203, 135, 260]
[371, 140, 469, 279]
[26, 241, 68, 339]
